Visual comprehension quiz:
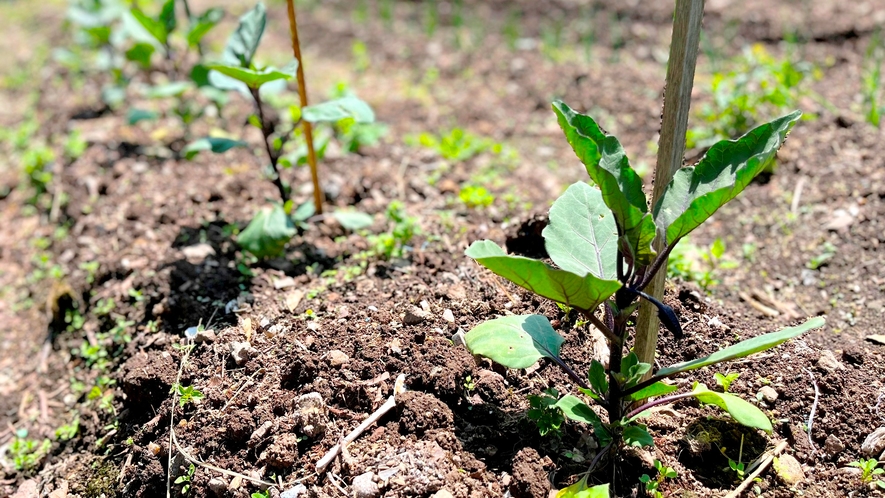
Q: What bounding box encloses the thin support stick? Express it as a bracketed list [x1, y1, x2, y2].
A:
[286, 0, 323, 214]
[634, 0, 705, 383]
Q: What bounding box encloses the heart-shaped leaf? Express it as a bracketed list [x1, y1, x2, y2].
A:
[690, 383, 772, 432]
[552, 101, 655, 265]
[464, 314, 564, 369]
[542, 181, 618, 280]
[654, 111, 801, 246]
[207, 60, 298, 90]
[182, 137, 247, 160]
[302, 96, 375, 124]
[466, 240, 620, 312]
[237, 204, 296, 259]
[654, 317, 824, 378]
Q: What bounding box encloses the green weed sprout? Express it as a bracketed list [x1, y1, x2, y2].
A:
[527, 388, 565, 437]
[7, 430, 51, 471]
[862, 30, 884, 127]
[849, 458, 885, 486]
[174, 463, 196, 495]
[459, 185, 495, 209]
[713, 371, 740, 392]
[172, 384, 204, 407]
[688, 44, 818, 151]
[410, 127, 500, 162]
[462, 101, 824, 479]
[640, 459, 677, 498]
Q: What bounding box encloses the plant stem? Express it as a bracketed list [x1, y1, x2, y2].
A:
[584, 310, 621, 346]
[634, 0, 704, 383]
[623, 391, 697, 421]
[286, 0, 323, 214]
[250, 87, 289, 204]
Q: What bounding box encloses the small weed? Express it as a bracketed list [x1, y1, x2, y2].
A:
[807, 241, 836, 270]
[689, 44, 818, 151]
[458, 185, 495, 209]
[365, 200, 418, 260]
[93, 298, 115, 316]
[713, 371, 740, 392]
[640, 459, 678, 498]
[668, 237, 737, 290]
[172, 384, 204, 408]
[174, 463, 196, 495]
[408, 127, 500, 162]
[849, 458, 885, 486]
[7, 430, 51, 471]
[55, 415, 80, 441]
[526, 388, 565, 437]
[862, 30, 884, 127]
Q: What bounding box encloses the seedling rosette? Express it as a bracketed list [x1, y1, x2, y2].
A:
[463, 100, 824, 479]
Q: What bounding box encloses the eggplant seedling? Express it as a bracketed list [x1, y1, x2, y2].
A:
[462, 100, 825, 481]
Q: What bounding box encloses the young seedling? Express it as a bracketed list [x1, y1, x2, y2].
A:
[174, 463, 196, 495]
[527, 388, 565, 437]
[185, 2, 378, 260]
[713, 371, 740, 393]
[462, 98, 825, 484]
[640, 459, 678, 498]
[848, 458, 885, 487]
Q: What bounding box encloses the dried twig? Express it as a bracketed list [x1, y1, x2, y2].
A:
[725, 440, 788, 498]
[316, 374, 406, 473]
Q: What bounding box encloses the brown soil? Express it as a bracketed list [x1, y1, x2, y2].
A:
[1, 1, 885, 497]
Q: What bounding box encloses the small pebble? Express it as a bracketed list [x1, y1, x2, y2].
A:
[824, 434, 845, 455]
[758, 386, 778, 403]
[861, 426, 885, 458]
[230, 342, 257, 365]
[442, 309, 455, 323]
[816, 350, 844, 372]
[208, 478, 227, 497]
[328, 350, 349, 367]
[352, 472, 380, 498]
[193, 328, 216, 344]
[774, 454, 805, 485]
[403, 306, 431, 325]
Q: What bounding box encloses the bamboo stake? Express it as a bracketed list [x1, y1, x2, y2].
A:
[286, 0, 323, 214]
[634, 0, 704, 377]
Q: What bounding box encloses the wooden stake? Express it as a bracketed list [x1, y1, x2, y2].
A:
[286, 0, 323, 214]
[634, 0, 704, 377]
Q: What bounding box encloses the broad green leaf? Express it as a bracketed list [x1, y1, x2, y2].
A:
[465, 315, 563, 369]
[125, 42, 155, 68]
[332, 210, 373, 230]
[556, 479, 610, 498]
[159, 0, 176, 37]
[555, 394, 611, 446]
[291, 201, 316, 224]
[690, 383, 772, 432]
[654, 317, 824, 378]
[207, 61, 298, 90]
[587, 360, 608, 398]
[552, 100, 655, 264]
[654, 111, 801, 246]
[466, 240, 620, 311]
[623, 424, 654, 447]
[555, 395, 603, 425]
[238, 205, 296, 259]
[130, 7, 168, 45]
[542, 181, 618, 280]
[183, 137, 247, 160]
[187, 8, 224, 47]
[126, 108, 159, 125]
[302, 96, 375, 124]
[221, 2, 266, 67]
[627, 381, 678, 402]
